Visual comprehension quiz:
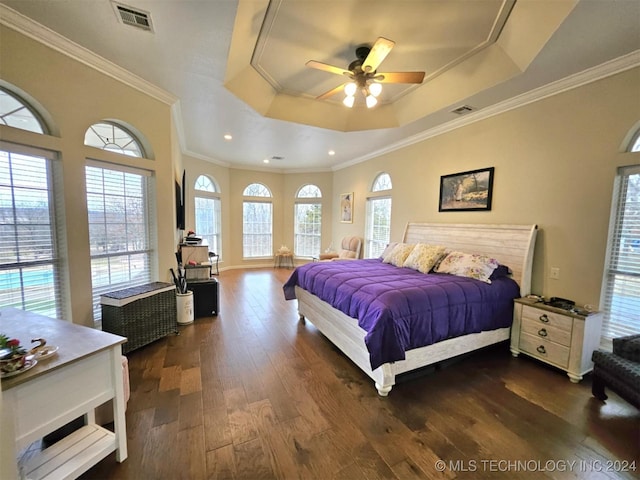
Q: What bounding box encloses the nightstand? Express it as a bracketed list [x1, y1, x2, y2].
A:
[510, 298, 603, 383]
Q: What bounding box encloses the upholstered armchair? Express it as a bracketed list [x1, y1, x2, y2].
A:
[591, 334, 640, 409]
[319, 236, 363, 261]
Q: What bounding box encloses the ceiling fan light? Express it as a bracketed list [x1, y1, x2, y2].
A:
[344, 82, 357, 96]
[343, 95, 355, 108]
[369, 82, 382, 97]
[365, 95, 377, 108]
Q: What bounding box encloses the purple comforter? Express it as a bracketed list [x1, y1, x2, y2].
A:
[283, 259, 520, 370]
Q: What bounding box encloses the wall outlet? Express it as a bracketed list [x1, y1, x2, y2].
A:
[550, 267, 560, 280]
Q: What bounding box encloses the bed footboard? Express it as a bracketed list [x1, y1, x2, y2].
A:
[296, 286, 510, 396]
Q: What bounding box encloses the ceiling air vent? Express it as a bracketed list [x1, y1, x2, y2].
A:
[271, 156, 284, 161]
[451, 105, 475, 115]
[113, 2, 154, 32]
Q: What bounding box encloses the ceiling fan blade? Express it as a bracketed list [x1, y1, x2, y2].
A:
[375, 71, 425, 84]
[317, 83, 346, 100]
[306, 60, 351, 77]
[362, 37, 395, 73]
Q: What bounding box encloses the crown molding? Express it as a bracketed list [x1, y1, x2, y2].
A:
[0, 4, 177, 106]
[181, 148, 231, 168]
[334, 49, 640, 171]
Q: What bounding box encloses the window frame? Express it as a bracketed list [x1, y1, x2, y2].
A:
[194, 174, 222, 257]
[600, 163, 640, 348]
[0, 87, 46, 134]
[0, 142, 65, 318]
[242, 183, 273, 259]
[85, 160, 156, 324]
[84, 121, 145, 158]
[365, 173, 393, 259]
[294, 184, 322, 258]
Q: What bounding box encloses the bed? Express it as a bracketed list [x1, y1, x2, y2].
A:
[284, 223, 538, 396]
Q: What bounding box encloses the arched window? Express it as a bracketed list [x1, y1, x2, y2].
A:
[629, 131, 640, 152]
[372, 172, 392, 192]
[0, 87, 64, 318]
[243, 183, 271, 197]
[195, 175, 216, 192]
[242, 183, 272, 258]
[0, 88, 45, 134]
[194, 175, 222, 257]
[84, 122, 144, 157]
[84, 119, 154, 323]
[600, 126, 640, 345]
[294, 184, 322, 257]
[365, 172, 393, 258]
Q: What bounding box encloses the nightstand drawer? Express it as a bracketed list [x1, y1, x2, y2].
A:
[522, 305, 573, 332]
[519, 332, 570, 368]
[521, 318, 572, 347]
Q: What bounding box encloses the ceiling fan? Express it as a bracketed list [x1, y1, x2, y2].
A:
[306, 37, 425, 108]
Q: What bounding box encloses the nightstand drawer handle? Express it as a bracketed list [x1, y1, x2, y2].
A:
[539, 314, 550, 323]
[537, 328, 548, 337]
[536, 345, 547, 355]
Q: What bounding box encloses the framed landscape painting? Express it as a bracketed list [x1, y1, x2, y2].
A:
[439, 167, 494, 212]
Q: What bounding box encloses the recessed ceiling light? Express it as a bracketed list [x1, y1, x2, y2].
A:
[223, 134, 232, 140]
[263, 159, 269, 164]
[328, 150, 335, 156]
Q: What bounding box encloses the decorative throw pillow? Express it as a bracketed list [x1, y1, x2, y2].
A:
[403, 243, 447, 273]
[489, 264, 512, 280]
[435, 251, 499, 284]
[379, 242, 398, 260]
[383, 243, 415, 267]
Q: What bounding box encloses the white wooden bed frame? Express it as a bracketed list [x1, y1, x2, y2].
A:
[295, 223, 538, 396]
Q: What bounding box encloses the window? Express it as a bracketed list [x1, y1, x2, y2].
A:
[600, 164, 640, 345]
[294, 184, 322, 257]
[194, 175, 222, 256]
[85, 162, 155, 322]
[0, 88, 44, 134]
[630, 130, 640, 153]
[365, 173, 392, 258]
[242, 183, 272, 258]
[84, 122, 144, 157]
[0, 145, 64, 318]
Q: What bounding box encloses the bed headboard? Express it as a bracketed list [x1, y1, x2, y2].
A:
[402, 223, 538, 297]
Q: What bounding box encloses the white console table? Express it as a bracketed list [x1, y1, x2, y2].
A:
[0, 308, 127, 479]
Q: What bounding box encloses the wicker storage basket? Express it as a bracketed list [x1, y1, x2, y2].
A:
[101, 282, 177, 354]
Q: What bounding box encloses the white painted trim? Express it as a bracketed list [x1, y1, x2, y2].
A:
[182, 148, 231, 168]
[0, 4, 177, 106]
[2, 4, 637, 171]
[334, 49, 640, 171]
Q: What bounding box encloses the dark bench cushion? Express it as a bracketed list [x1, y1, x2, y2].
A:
[613, 334, 640, 362]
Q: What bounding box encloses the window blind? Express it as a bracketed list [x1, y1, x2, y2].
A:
[0, 147, 64, 318]
[294, 203, 322, 257]
[601, 164, 640, 345]
[195, 195, 221, 255]
[242, 201, 272, 258]
[85, 162, 155, 323]
[365, 197, 392, 258]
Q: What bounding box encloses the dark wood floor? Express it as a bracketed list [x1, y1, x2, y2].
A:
[83, 268, 639, 479]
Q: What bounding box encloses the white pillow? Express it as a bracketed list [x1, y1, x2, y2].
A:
[403, 244, 447, 273]
[379, 242, 398, 260]
[383, 243, 415, 267]
[435, 251, 499, 284]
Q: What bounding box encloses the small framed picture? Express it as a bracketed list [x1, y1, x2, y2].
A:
[340, 192, 353, 223]
[439, 167, 494, 212]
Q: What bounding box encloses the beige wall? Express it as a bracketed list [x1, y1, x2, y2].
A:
[1, 24, 638, 323]
[0, 26, 178, 326]
[334, 67, 640, 309]
[181, 161, 334, 268]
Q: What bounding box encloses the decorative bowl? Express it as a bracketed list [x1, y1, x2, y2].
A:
[0, 353, 27, 374]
